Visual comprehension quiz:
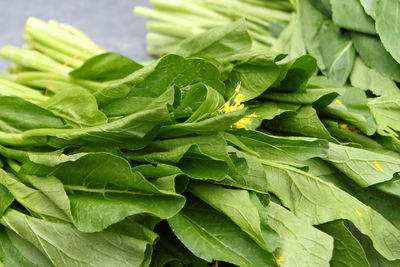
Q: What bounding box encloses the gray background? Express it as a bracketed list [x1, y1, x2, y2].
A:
[0, 0, 151, 71]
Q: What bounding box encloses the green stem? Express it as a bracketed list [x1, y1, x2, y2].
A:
[146, 21, 204, 38]
[0, 131, 45, 147]
[30, 42, 83, 68]
[150, 0, 230, 21]
[0, 46, 72, 75]
[147, 32, 181, 46]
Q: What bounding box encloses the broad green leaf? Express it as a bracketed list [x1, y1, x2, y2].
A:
[0, 226, 37, 267]
[322, 87, 376, 135]
[323, 119, 398, 155]
[263, 160, 400, 260]
[42, 87, 107, 127]
[21, 153, 185, 232]
[352, 32, 400, 82]
[0, 169, 72, 222]
[350, 57, 399, 96]
[174, 84, 225, 123]
[315, 164, 400, 231]
[219, 147, 268, 193]
[224, 52, 282, 101]
[309, 0, 332, 17]
[375, 0, 400, 64]
[331, 0, 376, 35]
[95, 54, 225, 107]
[271, 55, 317, 93]
[23, 104, 171, 149]
[171, 18, 252, 60]
[360, 0, 376, 18]
[151, 223, 208, 267]
[69, 52, 143, 81]
[375, 175, 400, 198]
[168, 194, 277, 267]
[316, 30, 355, 84]
[266, 202, 334, 267]
[265, 105, 337, 141]
[247, 101, 300, 130]
[317, 220, 369, 267]
[272, 13, 306, 59]
[299, 0, 355, 84]
[307, 75, 342, 88]
[159, 109, 246, 138]
[1, 209, 151, 267]
[323, 142, 400, 187]
[348, 223, 400, 267]
[261, 87, 344, 108]
[126, 134, 229, 181]
[101, 84, 175, 117]
[0, 96, 65, 132]
[0, 184, 13, 218]
[188, 182, 279, 252]
[369, 95, 400, 139]
[231, 130, 329, 161]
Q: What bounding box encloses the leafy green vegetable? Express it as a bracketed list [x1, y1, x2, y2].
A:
[317, 220, 369, 267]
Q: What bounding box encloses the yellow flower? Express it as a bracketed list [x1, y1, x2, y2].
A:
[231, 113, 259, 130]
[219, 82, 258, 130]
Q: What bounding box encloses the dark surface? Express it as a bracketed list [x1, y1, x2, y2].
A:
[0, 0, 151, 71]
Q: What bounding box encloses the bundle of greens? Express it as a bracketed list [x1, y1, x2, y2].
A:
[0, 18, 399, 267]
[136, 0, 400, 93]
[134, 0, 295, 55]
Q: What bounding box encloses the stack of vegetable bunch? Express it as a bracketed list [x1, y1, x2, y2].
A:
[0, 17, 399, 267]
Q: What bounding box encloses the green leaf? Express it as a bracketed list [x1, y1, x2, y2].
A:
[350, 57, 399, 96]
[0, 96, 65, 132]
[375, 175, 400, 198]
[375, 0, 400, 64]
[151, 223, 208, 267]
[299, 0, 355, 84]
[247, 101, 300, 130]
[317, 220, 369, 267]
[272, 13, 306, 59]
[224, 52, 282, 101]
[263, 160, 400, 260]
[352, 32, 400, 82]
[231, 130, 329, 161]
[42, 87, 108, 127]
[360, 0, 376, 18]
[323, 143, 400, 187]
[171, 18, 252, 60]
[266, 202, 334, 267]
[348, 223, 400, 267]
[219, 147, 269, 193]
[6, 227, 53, 267]
[0, 184, 13, 218]
[168, 194, 277, 267]
[69, 52, 143, 81]
[21, 153, 185, 232]
[322, 87, 376, 135]
[188, 182, 279, 252]
[1, 209, 151, 267]
[271, 55, 318, 93]
[261, 87, 344, 107]
[0, 169, 72, 222]
[331, 0, 376, 35]
[95, 55, 225, 107]
[126, 134, 230, 181]
[0, 226, 37, 267]
[369, 95, 400, 140]
[23, 104, 171, 149]
[174, 84, 225, 122]
[160, 109, 246, 138]
[265, 105, 337, 141]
